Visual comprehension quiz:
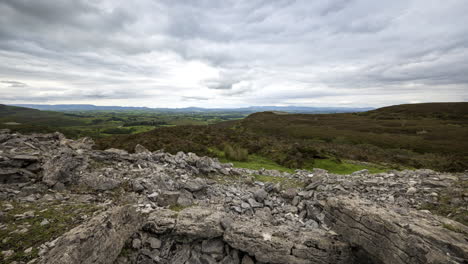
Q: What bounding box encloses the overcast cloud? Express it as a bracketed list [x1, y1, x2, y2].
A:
[0, 0, 467, 107]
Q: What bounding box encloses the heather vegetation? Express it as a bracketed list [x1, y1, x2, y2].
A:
[96, 103, 468, 173]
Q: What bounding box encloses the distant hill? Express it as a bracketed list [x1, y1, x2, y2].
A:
[363, 102, 468, 120]
[11, 104, 152, 111]
[0, 104, 84, 126]
[11, 104, 373, 114]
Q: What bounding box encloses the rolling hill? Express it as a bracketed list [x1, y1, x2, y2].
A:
[96, 102, 468, 172]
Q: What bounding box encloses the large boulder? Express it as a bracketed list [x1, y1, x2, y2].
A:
[224, 219, 351, 264]
[41, 150, 85, 187]
[39, 205, 144, 264]
[140, 207, 352, 264]
[322, 196, 468, 264]
[175, 207, 225, 240]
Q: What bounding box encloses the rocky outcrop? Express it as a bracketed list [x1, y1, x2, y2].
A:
[39, 205, 144, 264]
[42, 149, 86, 188]
[0, 131, 466, 264]
[224, 218, 351, 264]
[134, 207, 351, 264]
[322, 197, 468, 264]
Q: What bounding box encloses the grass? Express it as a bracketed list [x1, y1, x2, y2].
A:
[0, 201, 99, 263]
[442, 223, 466, 234]
[304, 159, 388, 174]
[213, 147, 387, 175]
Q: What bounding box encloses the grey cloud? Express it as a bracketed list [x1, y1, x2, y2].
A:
[320, 0, 353, 16]
[0, 0, 467, 107]
[181, 96, 210, 101]
[1, 80, 28, 87]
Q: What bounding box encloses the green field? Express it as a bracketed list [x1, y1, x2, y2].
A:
[0, 105, 246, 139]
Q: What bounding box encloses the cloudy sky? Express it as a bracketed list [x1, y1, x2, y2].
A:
[0, 0, 467, 108]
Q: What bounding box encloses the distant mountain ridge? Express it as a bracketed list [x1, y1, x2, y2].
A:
[11, 104, 374, 113]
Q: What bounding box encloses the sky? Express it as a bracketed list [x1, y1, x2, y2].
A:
[0, 0, 467, 108]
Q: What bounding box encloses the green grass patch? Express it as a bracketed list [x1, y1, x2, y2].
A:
[305, 159, 388, 175]
[220, 154, 295, 173]
[212, 147, 386, 175]
[442, 223, 466, 234]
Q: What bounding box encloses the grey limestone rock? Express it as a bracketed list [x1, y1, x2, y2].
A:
[39, 205, 143, 264]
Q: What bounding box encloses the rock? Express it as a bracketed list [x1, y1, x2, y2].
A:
[241, 202, 250, 209]
[2, 249, 14, 258]
[134, 144, 150, 154]
[132, 238, 142, 249]
[12, 154, 40, 161]
[169, 244, 191, 263]
[53, 182, 66, 191]
[311, 168, 328, 176]
[351, 169, 369, 176]
[147, 192, 158, 202]
[0, 168, 31, 183]
[81, 173, 121, 191]
[0, 130, 465, 264]
[323, 196, 468, 264]
[220, 217, 234, 230]
[241, 255, 254, 264]
[132, 181, 145, 193]
[422, 179, 451, 188]
[177, 191, 194, 207]
[15, 210, 35, 220]
[281, 188, 297, 200]
[305, 181, 322, 191]
[406, 187, 417, 195]
[292, 195, 300, 206]
[224, 218, 351, 264]
[183, 178, 207, 192]
[175, 208, 224, 240]
[147, 237, 162, 249]
[156, 191, 180, 207]
[42, 151, 84, 187]
[104, 148, 128, 155]
[253, 188, 268, 203]
[39, 205, 143, 264]
[247, 198, 263, 208]
[201, 238, 224, 255]
[143, 209, 178, 234]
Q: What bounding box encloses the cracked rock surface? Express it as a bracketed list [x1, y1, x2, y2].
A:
[0, 130, 466, 264]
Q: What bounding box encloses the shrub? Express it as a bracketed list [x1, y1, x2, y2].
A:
[224, 144, 248, 161]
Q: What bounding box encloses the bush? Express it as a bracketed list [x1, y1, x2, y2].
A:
[224, 144, 249, 161]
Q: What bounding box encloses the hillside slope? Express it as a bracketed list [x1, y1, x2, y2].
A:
[363, 102, 468, 119]
[96, 102, 468, 172]
[0, 104, 87, 125]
